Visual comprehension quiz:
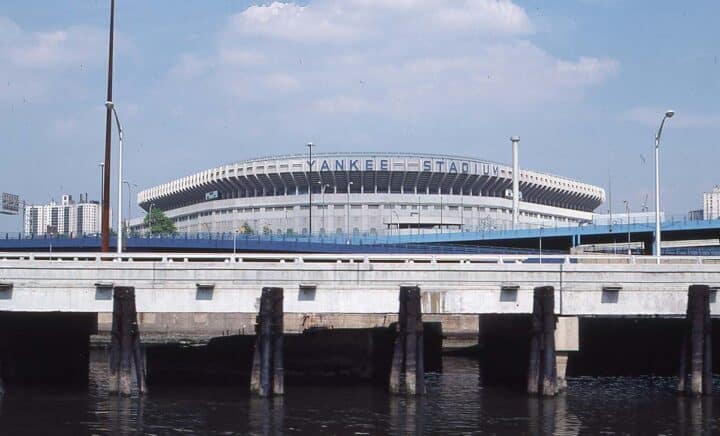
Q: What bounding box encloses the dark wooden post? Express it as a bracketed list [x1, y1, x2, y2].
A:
[678, 285, 712, 396]
[389, 286, 425, 396]
[250, 287, 284, 397]
[528, 286, 558, 396]
[528, 290, 542, 395]
[540, 287, 557, 396]
[108, 287, 146, 396]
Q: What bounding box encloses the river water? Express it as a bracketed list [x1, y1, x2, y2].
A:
[0, 353, 718, 435]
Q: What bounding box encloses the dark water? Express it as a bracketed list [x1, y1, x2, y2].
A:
[0, 353, 719, 435]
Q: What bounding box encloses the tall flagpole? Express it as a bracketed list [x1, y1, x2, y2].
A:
[101, 0, 115, 252]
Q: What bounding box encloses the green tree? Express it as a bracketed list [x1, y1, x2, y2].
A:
[262, 224, 271, 236]
[239, 222, 253, 234]
[144, 208, 177, 235]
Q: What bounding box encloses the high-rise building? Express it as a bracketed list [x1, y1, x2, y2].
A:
[704, 187, 720, 220]
[24, 194, 103, 236]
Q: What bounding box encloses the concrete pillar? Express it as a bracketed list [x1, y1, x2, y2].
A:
[108, 286, 146, 396]
[250, 287, 284, 397]
[555, 352, 569, 391]
[389, 286, 425, 396]
[678, 285, 712, 396]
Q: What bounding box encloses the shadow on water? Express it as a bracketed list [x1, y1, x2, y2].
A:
[1, 353, 720, 434]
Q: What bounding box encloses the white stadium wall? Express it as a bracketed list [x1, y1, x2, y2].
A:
[131, 153, 605, 236]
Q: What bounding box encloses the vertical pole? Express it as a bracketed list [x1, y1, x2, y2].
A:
[116, 125, 123, 254]
[251, 287, 284, 397]
[677, 320, 689, 393]
[528, 288, 541, 395]
[654, 136, 661, 260]
[511, 136, 520, 229]
[101, 0, 115, 252]
[540, 286, 557, 396]
[702, 286, 712, 396]
[110, 287, 142, 396]
[405, 288, 418, 395]
[259, 291, 272, 396]
[689, 285, 705, 395]
[389, 289, 406, 394]
[272, 289, 284, 396]
[108, 287, 121, 393]
[307, 144, 313, 236]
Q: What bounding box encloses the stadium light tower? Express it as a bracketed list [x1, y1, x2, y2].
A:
[654, 109, 675, 261]
[106, 101, 123, 254]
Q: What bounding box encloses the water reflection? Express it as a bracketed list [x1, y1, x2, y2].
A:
[248, 397, 284, 436]
[0, 354, 720, 434]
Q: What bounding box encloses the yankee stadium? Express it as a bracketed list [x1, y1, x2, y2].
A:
[133, 152, 606, 236]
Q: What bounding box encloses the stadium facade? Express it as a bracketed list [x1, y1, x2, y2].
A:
[132, 152, 605, 236]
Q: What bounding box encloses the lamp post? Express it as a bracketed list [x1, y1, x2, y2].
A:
[511, 136, 520, 229]
[101, 0, 116, 253]
[391, 210, 400, 238]
[321, 182, 331, 236]
[654, 110, 675, 260]
[105, 101, 123, 254]
[123, 180, 136, 237]
[148, 203, 155, 236]
[306, 142, 315, 236]
[346, 181, 354, 244]
[99, 163, 105, 213]
[624, 200, 631, 255]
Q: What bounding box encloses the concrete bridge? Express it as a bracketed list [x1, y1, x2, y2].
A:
[0, 251, 718, 397]
[0, 252, 718, 316]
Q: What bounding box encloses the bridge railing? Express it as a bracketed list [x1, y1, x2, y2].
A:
[2, 251, 720, 266]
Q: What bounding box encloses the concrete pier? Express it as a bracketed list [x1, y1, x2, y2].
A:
[389, 286, 425, 396]
[678, 285, 712, 396]
[250, 287, 284, 397]
[108, 287, 146, 396]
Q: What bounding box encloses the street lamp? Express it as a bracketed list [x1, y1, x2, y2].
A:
[99, 163, 105, 213]
[105, 100, 123, 254]
[320, 182, 331, 236]
[123, 180, 137, 237]
[346, 181, 354, 243]
[623, 200, 631, 255]
[306, 142, 315, 236]
[654, 109, 675, 260]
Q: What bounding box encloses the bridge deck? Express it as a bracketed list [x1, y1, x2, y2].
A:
[1, 252, 718, 317]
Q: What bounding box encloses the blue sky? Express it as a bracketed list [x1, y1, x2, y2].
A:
[0, 0, 718, 230]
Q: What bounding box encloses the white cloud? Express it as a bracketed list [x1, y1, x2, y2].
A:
[0, 17, 106, 102]
[164, 0, 618, 118]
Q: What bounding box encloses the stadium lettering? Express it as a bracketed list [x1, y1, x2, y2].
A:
[349, 160, 359, 171]
[380, 159, 389, 171]
[423, 160, 432, 171]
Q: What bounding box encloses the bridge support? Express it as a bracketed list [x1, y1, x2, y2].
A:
[250, 287, 284, 397]
[389, 285, 425, 396]
[108, 287, 147, 396]
[678, 285, 712, 396]
[528, 286, 558, 396]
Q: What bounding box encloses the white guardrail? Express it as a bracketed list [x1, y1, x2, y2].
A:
[1, 252, 720, 265]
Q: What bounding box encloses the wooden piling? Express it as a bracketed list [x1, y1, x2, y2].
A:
[108, 287, 146, 396]
[528, 286, 558, 396]
[389, 286, 425, 396]
[678, 285, 712, 396]
[250, 287, 284, 397]
[541, 287, 557, 396]
[528, 290, 542, 395]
